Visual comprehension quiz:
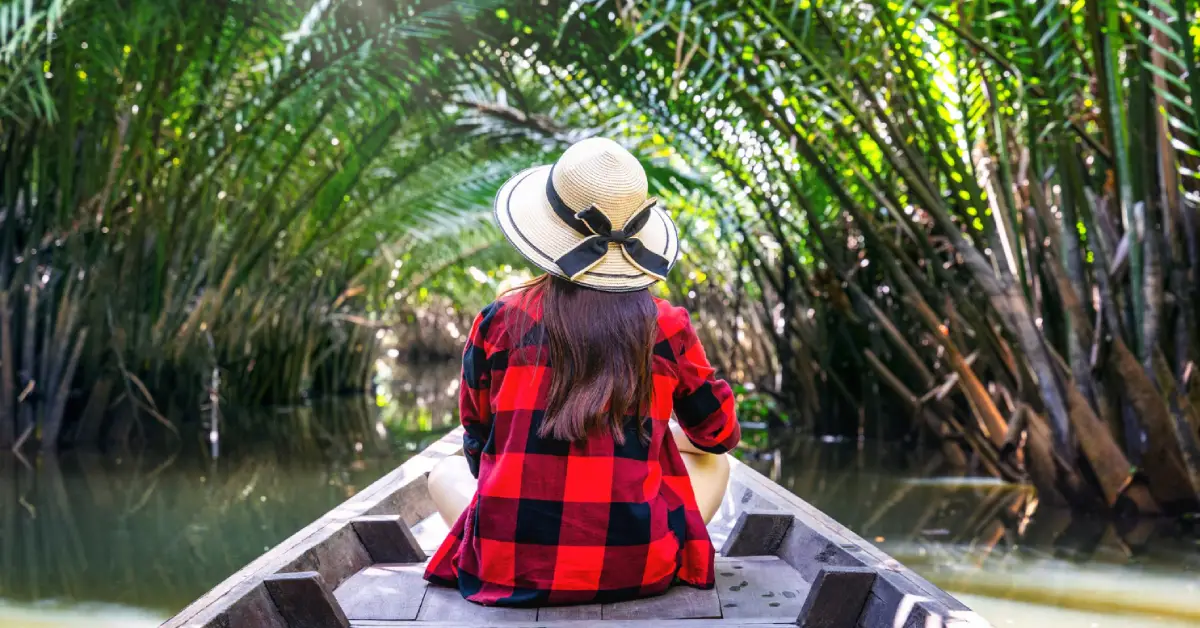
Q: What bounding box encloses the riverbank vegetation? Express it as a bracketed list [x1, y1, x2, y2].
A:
[0, 0, 532, 450]
[501, 0, 1200, 515]
[3, 0, 1200, 516]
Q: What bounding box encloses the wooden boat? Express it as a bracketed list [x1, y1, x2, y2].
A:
[161, 429, 990, 627]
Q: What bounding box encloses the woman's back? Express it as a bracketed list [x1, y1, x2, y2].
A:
[424, 281, 740, 606]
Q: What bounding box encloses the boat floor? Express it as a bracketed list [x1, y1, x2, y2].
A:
[332, 512, 812, 626]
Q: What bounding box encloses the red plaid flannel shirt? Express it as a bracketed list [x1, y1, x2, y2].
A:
[424, 292, 740, 606]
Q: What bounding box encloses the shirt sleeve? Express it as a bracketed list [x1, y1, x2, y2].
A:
[460, 302, 500, 477]
[670, 309, 740, 454]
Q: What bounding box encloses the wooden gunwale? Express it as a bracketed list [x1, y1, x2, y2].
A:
[160, 428, 988, 628]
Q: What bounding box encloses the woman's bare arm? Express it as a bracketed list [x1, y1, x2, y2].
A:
[670, 418, 707, 455]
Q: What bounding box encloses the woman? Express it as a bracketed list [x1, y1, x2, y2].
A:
[423, 137, 740, 607]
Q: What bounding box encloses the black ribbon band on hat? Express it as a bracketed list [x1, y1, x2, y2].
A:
[545, 165, 592, 238]
[545, 166, 671, 281]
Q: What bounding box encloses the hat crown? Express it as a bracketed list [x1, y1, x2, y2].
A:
[551, 138, 649, 228]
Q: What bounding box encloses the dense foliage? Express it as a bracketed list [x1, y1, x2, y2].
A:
[3, 0, 1200, 515]
[483, 0, 1200, 514]
[0, 0, 537, 449]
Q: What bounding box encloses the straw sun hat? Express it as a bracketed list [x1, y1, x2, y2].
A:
[494, 137, 680, 292]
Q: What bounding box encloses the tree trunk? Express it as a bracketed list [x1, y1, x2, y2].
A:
[17, 282, 38, 445]
[1045, 249, 1196, 511]
[1151, 351, 1200, 501]
[1024, 410, 1095, 509]
[1064, 381, 1159, 514]
[1109, 338, 1200, 511]
[0, 292, 13, 449]
[42, 329, 88, 451]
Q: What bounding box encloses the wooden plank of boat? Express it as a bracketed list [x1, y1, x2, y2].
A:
[333, 564, 428, 621]
[160, 428, 992, 628]
[713, 556, 808, 619]
[600, 584, 721, 620]
[417, 586, 538, 622]
[535, 603, 602, 621]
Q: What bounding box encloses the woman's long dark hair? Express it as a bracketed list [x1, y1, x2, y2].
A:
[513, 275, 656, 444]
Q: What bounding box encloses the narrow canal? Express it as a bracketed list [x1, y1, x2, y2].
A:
[2, 366, 1197, 627]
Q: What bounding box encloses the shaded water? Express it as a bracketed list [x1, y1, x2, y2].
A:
[1, 366, 1198, 627]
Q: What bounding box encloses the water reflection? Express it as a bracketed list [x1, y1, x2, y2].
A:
[0, 365, 462, 626]
[0, 444, 409, 615]
[740, 439, 1200, 626]
[1, 364, 1198, 627]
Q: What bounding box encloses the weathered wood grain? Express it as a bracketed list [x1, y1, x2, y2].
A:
[281, 522, 374, 590]
[416, 585, 538, 622]
[333, 564, 428, 621]
[860, 594, 941, 628]
[601, 585, 721, 620]
[795, 566, 875, 628]
[536, 604, 603, 620]
[709, 480, 784, 553]
[773, 519, 867, 583]
[263, 571, 350, 628]
[213, 582, 289, 628]
[854, 570, 990, 628]
[351, 515, 425, 564]
[720, 511, 794, 557]
[364, 479, 439, 526]
[714, 556, 809, 620]
[856, 570, 922, 628]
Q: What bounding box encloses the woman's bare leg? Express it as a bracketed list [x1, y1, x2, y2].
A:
[670, 421, 730, 524]
[678, 451, 730, 524]
[428, 455, 475, 525]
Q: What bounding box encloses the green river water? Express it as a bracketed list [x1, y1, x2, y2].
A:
[1, 365, 1198, 627]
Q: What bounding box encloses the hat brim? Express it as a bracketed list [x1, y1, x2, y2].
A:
[493, 165, 680, 292]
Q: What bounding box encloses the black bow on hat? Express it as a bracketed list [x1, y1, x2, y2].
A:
[545, 168, 671, 281]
